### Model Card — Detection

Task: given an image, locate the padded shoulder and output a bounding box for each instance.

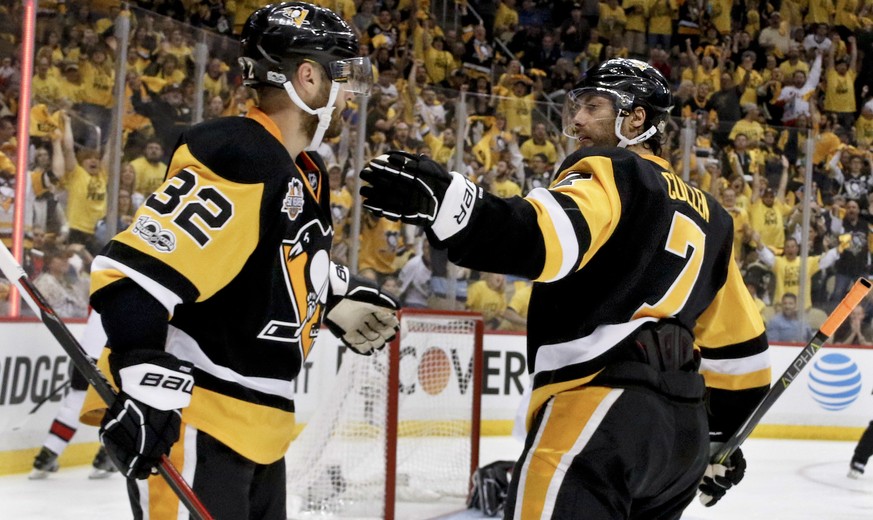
[181,117,292,184]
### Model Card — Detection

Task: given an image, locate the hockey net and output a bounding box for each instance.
[286,309,484,520]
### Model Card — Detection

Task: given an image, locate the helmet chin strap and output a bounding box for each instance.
[614,113,657,148]
[282,80,341,151]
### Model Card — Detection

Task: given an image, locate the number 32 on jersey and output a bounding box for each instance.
[145,169,234,248]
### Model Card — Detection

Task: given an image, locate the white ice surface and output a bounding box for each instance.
[1,437,871,519]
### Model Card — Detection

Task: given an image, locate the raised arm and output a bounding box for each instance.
[60,111,76,175]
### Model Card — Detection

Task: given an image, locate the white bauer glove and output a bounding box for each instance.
[360,151,483,244]
[100,349,194,480]
[698,445,747,506]
[324,262,399,355]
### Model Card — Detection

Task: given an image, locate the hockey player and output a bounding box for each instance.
[30,311,117,480]
[79,3,397,519]
[360,58,771,519]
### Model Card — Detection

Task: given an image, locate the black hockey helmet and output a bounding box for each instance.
[563,58,673,145]
[239,2,371,93]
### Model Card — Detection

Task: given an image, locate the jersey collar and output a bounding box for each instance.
[246,106,284,143]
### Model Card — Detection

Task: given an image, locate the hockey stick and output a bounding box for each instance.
[0,243,214,520]
[713,277,873,465]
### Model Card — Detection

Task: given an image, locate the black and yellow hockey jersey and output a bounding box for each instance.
[442,147,771,438]
[82,108,334,464]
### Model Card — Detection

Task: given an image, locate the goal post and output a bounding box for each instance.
[286,309,485,520]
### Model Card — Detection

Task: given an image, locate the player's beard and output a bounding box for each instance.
[301,82,344,141]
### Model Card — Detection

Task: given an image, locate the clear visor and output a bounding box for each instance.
[328,57,373,95]
[562,87,634,139]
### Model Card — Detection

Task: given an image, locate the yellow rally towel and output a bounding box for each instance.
[29,104,60,137]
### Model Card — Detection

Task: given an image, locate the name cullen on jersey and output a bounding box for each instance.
[661,170,710,222]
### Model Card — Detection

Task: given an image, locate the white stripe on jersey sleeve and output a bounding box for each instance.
[91,255,184,315]
[166,325,296,399]
[699,350,771,376]
[527,187,579,283]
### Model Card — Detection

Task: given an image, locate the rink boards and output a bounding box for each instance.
[2,319,873,474]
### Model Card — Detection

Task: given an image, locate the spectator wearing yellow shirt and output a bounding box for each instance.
[824,36,859,129]
[77,45,115,148]
[129,139,168,198]
[55,113,107,251]
[424,127,457,167]
[496,75,541,138]
[778,46,809,78]
[328,163,353,266]
[749,157,790,254]
[597,0,627,44]
[472,113,514,171]
[424,34,454,85]
[57,61,85,111]
[519,123,558,164]
[32,56,63,109]
[835,0,861,38]
[647,0,677,51]
[805,0,835,25]
[487,160,523,199]
[160,28,193,66]
[709,0,733,34]
[733,52,764,106]
[494,0,520,41]
[466,272,508,329]
[152,54,187,86]
[312,0,356,21]
[720,186,752,261]
[202,58,229,100]
[500,280,532,331]
[359,212,407,285]
[686,39,722,92]
[757,236,840,309]
[855,100,873,148]
[621,0,647,58]
[729,105,765,145]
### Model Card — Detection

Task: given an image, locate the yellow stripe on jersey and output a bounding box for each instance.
[113,144,264,303]
[554,156,622,269]
[526,156,622,282]
[183,387,296,464]
[526,373,601,432]
[518,387,620,520]
[148,430,187,520]
[524,191,569,282]
[89,266,127,296]
[694,252,766,348]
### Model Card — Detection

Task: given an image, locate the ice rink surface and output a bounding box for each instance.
[1,436,871,519]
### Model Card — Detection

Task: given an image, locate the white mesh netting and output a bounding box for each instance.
[286,313,480,519]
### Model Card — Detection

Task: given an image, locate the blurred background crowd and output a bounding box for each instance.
[1,0,873,345]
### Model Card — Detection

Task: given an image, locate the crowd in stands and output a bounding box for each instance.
[2,0,873,343]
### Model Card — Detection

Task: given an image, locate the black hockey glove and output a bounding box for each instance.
[468,460,515,517]
[324,262,399,355]
[698,446,747,507]
[100,349,194,480]
[360,151,483,243]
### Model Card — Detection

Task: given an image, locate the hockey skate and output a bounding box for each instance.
[88,446,118,479]
[848,460,865,479]
[29,447,59,480]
